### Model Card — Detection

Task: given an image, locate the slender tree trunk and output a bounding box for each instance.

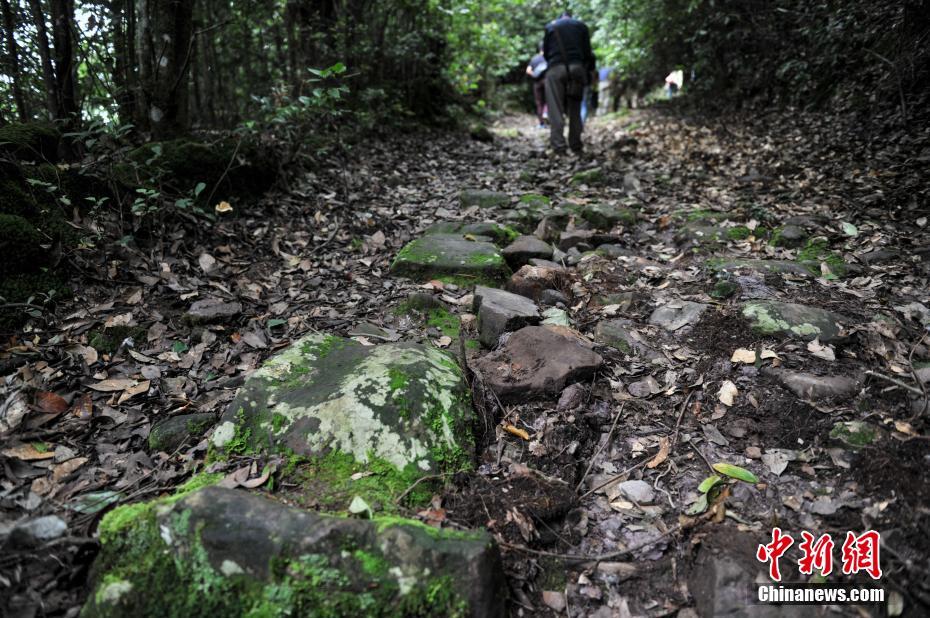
[0,0,29,120]
[135,0,194,137]
[50,0,79,127]
[111,0,136,125]
[27,0,57,120]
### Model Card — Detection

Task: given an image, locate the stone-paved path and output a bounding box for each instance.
[53,110,930,616]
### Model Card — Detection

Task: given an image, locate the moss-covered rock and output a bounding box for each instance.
[0,214,47,277]
[570,167,604,185]
[0,178,40,219]
[390,234,510,284]
[120,137,276,201]
[423,221,518,246]
[579,203,636,229]
[0,122,60,162]
[796,238,846,277]
[212,334,476,508]
[705,258,812,277]
[149,413,216,452]
[829,420,878,448]
[518,193,550,208]
[84,486,505,618]
[741,300,850,342]
[459,189,509,209]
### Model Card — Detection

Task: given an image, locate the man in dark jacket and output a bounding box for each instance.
[543,11,596,155]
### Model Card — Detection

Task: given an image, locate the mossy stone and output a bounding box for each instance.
[459,189,509,209]
[580,203,636,229]
[570,167,604,185]
[148,413,216,452]
[212,333,476,507]
[829,421,878,448]
[0,122,60,161]
[84,486,504,618]
[390,234,510,284]
[741,300,848,342]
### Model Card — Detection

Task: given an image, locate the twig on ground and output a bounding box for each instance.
[576,403,624,493]
[864,370,924,396]
[395,473,445,505]
[688,440,716,474]
[579,455,650,500]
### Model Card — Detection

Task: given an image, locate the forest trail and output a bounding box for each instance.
[3,107,929,616]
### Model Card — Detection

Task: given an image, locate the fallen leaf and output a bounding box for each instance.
[434,335,453,348]
[89,378,138,392]
[712,462,759,484]
[72,393,93,420]
[215,200,233,213]
[2,443,56,461]
[718,380,738,406]
[117,380,150,404]
[198,252,217,274]
[730,348,756,363]
[35,391,68,415]
[807,338,835,361]
[52,457,88,482]
[646,436,669,469]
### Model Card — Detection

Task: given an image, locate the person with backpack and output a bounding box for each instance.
[543,11,596,155]
[525,42,549,129]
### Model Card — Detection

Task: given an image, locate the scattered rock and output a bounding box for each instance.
[558,229,596,251]
[148,413,216,452]
[424,221,515,245]
[473,286,540,348]
[539,288,569,306]
[460,189,509,209]
[5,515,67,549]
[473,326,603,402]
[571,167,604,185]
[402,291,444,312]
[528,258,565,270]
[707,258,811,277]
[84,486,505,617]
[506,264,570,302]
[649,300,708,331]
[593,319,658,359]
[501,235,553,268]
[580,203,636,229]
[183,298,242,325]
[390,234,509,283]
[212,333,474,504]
[765,369,860,401]
[741,300,849,342]
[775,224,806,247]
[557,383,586,411]
[618,480,654,504]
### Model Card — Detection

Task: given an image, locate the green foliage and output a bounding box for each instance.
[0,122,60,161]
[0,214,46,277]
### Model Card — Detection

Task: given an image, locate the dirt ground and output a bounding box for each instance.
[2,104,929,617]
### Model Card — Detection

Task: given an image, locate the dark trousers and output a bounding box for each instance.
[533,80,546,124]
[545,63,586,152]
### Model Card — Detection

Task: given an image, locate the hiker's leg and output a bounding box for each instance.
[534,81,546,124]
[567,65,586,152]
[546,65,567,152]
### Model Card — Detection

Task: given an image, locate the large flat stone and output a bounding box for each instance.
[706,258,811,277]
[501,235,553,268]
[183,298,242,324]
[765,369,861,401]
[390,234,509,283]
[473,326,602,401]
[580,203,636,229]
[84,486,505,617]
[742,300,849,342]
[473,286,540,348]
[424,221,515,245]
[594,319,660,359]
[649,300,708,331]
[213,334,474,481]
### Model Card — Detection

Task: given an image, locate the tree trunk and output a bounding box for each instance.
[28,0,59,120]
[50,0,79,127]
[0,0,29,120]
[135,0,194,137]
[111,0,136,126]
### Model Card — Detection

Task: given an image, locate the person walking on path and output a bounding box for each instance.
[543,11,596,155]
[526,43,549,128]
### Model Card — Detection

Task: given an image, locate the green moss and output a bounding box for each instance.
[680,209,733,223]
[829,421,877,448]
[570,168,604,185]
[493,224,520,244]
[725,226,751,240]
[372,516,483,542]
[796,239,846,276]
[0,122,60,161]
[712,280,739,299]
[464,339,480,350]
[519,193,550,208]
[426,309,461,339]
[224,408,257,456]
[0,179,39,218]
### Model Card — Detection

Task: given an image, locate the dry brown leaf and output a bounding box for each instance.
[730,348,756,363]
[72,393,93,420]
[3,443,56,461]
[52,457,88,482]
[117,380,150,404]
[89,378,138,392]
[646,436,670,469]
[215,200,233,213]
[35,391,68,415]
